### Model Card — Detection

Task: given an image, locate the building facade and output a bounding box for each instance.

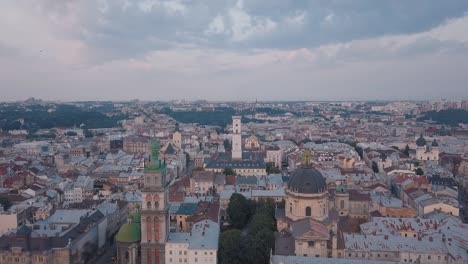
[232,116,242,160]
[141,139,170,264]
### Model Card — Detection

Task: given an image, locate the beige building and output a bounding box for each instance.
[124,135,151,154]
[244,135,260,150]
[284,167,329,222]
[266,146,282,167]
[0,213,17,236]
[415,135,439,161]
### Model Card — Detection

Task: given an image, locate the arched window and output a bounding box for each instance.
[305,206,311,216]
[125,251,130,260]
[146,217,152,242]
[340,200,345,209]
[289,203,292,213]
[154,202,159,209]
[154,216,160,242]
[147,201,152,209]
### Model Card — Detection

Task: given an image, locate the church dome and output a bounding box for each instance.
[416,135,427,147]
[431,139,438,147]
[288,167,327,194]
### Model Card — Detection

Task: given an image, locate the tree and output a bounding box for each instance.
[372,161,379,173]
[403,144,410,156]
[355,146,363,159]
[83,128,93,138]
[185,152,190,167]
[266,162,281,174]
[244,228,275,264]
[223,167,236,176]
[248,211,276,235]
[223,139,232,152]
[415,168,424,175]
[0,197,12,211]
[227,193,251,229]
[219,229,244,264]
[66,131,78,137]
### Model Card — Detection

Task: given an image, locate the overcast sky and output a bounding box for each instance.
[1,0,468,101]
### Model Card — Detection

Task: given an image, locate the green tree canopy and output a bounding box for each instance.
[223,139,232,152]
[372,161,379,173]
[415,168,424,175]
[403,144,410,156]
[266,162,281,174]
[223,167,236,176]
[227,193,251,229]
[355,146,364,159]
[219,229,244,264]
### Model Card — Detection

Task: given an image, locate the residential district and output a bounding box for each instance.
[0,99,468,264]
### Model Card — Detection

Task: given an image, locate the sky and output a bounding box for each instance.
[1,0,468,101]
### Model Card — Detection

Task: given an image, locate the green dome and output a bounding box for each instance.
[116,223,141,243]
[116,211,141,243]
[133,212,141,223]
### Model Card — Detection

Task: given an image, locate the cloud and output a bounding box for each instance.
[138,0,186,15]
[227,0,277,42]
[205,15,226,35]
[1,1,468,101]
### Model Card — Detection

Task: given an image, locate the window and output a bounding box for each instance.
[147,201,152,208]
[169,251,172,255]
[340,200,345,209]
[305,206,311,216]
[308,241,315,247]
[428,256,431,260]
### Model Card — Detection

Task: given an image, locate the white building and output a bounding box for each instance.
[63,176,94,205]
[232,116,242,160]
[266,146,282,167]
[166,220,219,264]
[415,135,439,161]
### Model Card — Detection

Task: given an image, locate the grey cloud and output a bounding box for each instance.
[40,0,468,61]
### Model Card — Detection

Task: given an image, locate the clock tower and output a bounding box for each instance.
[141,139,169,264]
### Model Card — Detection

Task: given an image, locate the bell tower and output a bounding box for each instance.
[141,139,169,264]
[232,116,242,160]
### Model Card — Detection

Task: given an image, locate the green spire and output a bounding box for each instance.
[145,138,166,173]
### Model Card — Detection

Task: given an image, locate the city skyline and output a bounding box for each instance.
[2,1,468,101]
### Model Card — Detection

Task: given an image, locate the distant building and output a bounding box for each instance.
[415,135,439,161]
[124,135,151,154]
